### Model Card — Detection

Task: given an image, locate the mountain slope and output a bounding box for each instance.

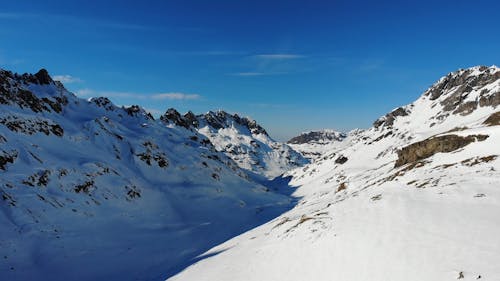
[161,109,307,178]
[287,129,347,161]
[0,69,296,281]
[170,66,500,281]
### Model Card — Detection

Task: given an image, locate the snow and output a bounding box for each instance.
[0,73,298,280]
[2,66,499,281]
[170,66,500,281]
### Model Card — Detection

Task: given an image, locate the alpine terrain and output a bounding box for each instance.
[1,65,499,281]
[170,65,500,281]
[0,68,304,280]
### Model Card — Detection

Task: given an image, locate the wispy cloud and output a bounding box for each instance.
[358,59,385,72]
[152,92,201,100]
[76,89,95,96]
[144,107,164,116]
[0,12,26,19]
[75,88,201,101]
[0,11,151,31]
[231,72,266,76]
[251,103,294,109]
[254,54,304,60]
[53,75,82,84]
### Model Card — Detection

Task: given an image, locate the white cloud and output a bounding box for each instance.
[75,88,95,96]
[53,75,82,84]
[231,72,266,76]
[151,92,201,100]
[144,107,164,116]
[254,54,304,60]
[75,89,201,101]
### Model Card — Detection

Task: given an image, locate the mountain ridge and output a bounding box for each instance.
[0,67,301,281]
[170,65,500,281]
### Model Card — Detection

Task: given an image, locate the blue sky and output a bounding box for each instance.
[1,0,499,140]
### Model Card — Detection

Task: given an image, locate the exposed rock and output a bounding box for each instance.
[183,111,199,127]
[336,182,347,193]
[91,97,115,111]
[34,69,53,85]
[479,91,500,107]
[335,155,348,164]
[288,130,346,144]
[424,67,500,114]
[453,101,477,115]
[0,116,64,136]
[74,180,95,193]
[373,107,409,129]
[483,111,500,126]
[161,108,190,128]
[136,141,169,168]
[0,150,18,170]
[395,134,489,167]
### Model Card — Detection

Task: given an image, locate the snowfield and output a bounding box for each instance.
[0,69,300,280]
[170,66,500,281]
[1,65,499,281]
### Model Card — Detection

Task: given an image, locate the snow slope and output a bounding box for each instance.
[161,108,307,179]
[0,69,297,281]
[170,66,500,281]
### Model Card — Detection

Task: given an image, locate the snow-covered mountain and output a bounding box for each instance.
[171,66,500,281]
[0,69,299,281]
[161,108,307,178]
[287,129,347,161]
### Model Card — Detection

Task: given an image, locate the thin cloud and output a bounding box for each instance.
[76,88,95,96]
[144,107,164,116]
[0,12,26,19]
[53,75,82,84]
[75,89,147,99]
[230,71,290,77]
[231,72,266,76]
[152,92,201,100]
[254,54,304,60]
[0,12,151,31]
[75,89,201,101]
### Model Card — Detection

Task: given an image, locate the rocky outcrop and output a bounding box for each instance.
[160,108,191,128]
[0,115,64,136]
[426,66,500,115]
[395,134,488,167]
[288,130,346,144]
[160,109,268,136]
[1,69,69,113]
[373,106,410,129]
[483,111,500,126]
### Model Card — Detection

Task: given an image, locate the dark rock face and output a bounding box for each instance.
[91,97,115,111]
[125,105,142,116]
[34,69,53,85]
[287,131,346,144]
[183,111,199,128]
[160,108,190,129]
[395,134,489,167]
[373,107,410,129]
[426,67,500,115]
[1,69,69,114]
[136,141,169,168]
[0,150,18,170]
[160,109,268,136]
[0,116,64,137]
[483,111,500,126]
[334,155,348,164]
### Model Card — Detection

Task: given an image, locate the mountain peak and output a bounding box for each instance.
[34,68,53,85]
[287,129,346,145]
[373,65,500,131]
